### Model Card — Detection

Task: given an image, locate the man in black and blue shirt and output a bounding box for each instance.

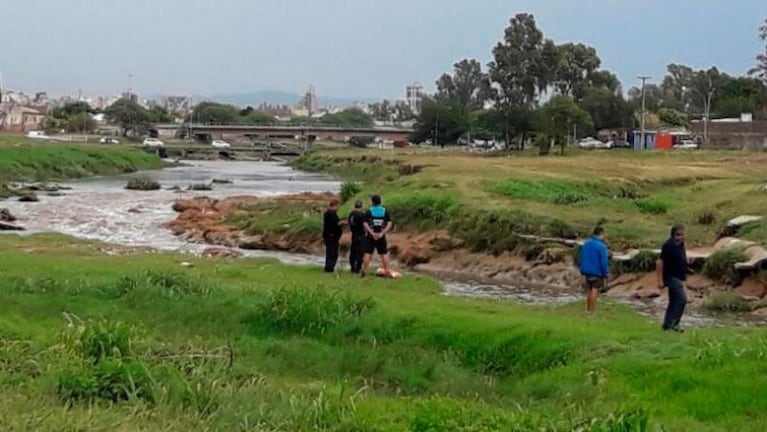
[347,200,366,274]
[361,194,393,277]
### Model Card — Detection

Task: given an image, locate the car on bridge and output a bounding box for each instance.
[211,140,231,149]
[142,138,165,147]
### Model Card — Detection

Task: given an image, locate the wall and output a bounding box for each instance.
[693,121,767,150]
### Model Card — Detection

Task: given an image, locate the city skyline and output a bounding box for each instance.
[1,0,766,99]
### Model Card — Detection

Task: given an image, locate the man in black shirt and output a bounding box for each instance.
[347,200,366,274]
[657,224,689,332]
[361,194,393,277]
[322,200,344,273]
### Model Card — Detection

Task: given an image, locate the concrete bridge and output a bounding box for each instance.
[151,123,414,142]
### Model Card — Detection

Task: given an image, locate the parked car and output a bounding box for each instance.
[142,138,165,147]
[211,140,231,149]
[99,137,120,145]
[578,137,607,149]
[673,140,699,150]
[606,140,631,149]
[25,131,50,140]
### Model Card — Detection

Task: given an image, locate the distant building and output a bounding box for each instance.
[0,103,45,132]
[406,82,424,114]
[161,95,194,115]
[296,85,319,116]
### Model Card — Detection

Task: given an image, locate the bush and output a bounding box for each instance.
[450,210,542,255]
[115,269,212,298]
[349,136,375,148]
[340,181,362,203]
[697,210,718,225]
[611,251,658,275]
[385,191,460,230]
[581,408,650,432]
[703,292,756,312]
[703,249,748,285]
[248,286,375,337]
[634,198,671,215]
[57,359,154,403]
[490,179,597,204]
[126,177,160,191]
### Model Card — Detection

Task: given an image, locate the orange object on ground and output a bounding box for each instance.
[376,268,402,279]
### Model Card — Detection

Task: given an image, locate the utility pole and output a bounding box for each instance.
[637,76,651,150]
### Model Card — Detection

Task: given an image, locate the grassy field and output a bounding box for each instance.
[292,148,767,250]
[0,134,164,182]
[0,234,765,430]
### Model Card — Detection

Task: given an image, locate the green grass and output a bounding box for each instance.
[1,234,767,430]
[0,140,163,182]
[293,148,767,250]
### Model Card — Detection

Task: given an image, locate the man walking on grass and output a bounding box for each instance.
[657,224,689,332]
[347,200,366,274]
[579,226,610,315]
[361,194,393,278]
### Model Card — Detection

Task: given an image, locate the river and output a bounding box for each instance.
[2,160,762,328]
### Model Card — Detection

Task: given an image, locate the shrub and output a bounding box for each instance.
[634,198,671,215]
[248,286,375,337]
[697,210,717,225]
[57,359,154,403]
[450,210,540,254]
[546,219,580,239]
[703,249,748,285]
[611,251,658,275]
[349,136,375,148]
[490,179,596,204]
[126,177,160,191]
[703,292,756,312]
[340,181,362,203]
[385,191,460,230]
[581,408,650,432]
[115,269,211,298]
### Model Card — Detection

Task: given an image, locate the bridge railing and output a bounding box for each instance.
[164,122,414,132]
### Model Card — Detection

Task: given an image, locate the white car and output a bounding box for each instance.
[211,140,231,149]
[673,140,699,150]
[578,137,608,149]
[142,138,165,147]
[100,137,120,145]
[26,131,50,140]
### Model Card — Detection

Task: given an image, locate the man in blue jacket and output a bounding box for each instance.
[579,226,610,315]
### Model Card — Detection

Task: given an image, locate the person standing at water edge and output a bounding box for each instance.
[657,224,689,332]
[361,194,393,277]
[347,200,366,274]
[322,200,344,273]
[579,226,610,315]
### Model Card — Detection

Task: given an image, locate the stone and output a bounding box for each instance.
[737,278,767,299]
[0,221,25,231]
[0,208,17,222]
[18,193,39,202]
[202,247,243,259]
[180,262,194,268]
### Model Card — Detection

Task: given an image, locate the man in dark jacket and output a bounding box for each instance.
[347,200,366,274]
[579,226,610,315]
[657,224,689,332]
[322,200,344,273]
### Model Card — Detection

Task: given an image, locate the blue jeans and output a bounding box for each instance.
[663,278,687,330]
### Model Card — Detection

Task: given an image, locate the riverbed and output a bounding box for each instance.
[2,160,763,328]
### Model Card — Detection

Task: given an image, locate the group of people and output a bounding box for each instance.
[325,195,691,331]
[322,194,393,278]
[579,224,690,332]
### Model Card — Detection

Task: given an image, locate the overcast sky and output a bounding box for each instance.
[1,0,765,99]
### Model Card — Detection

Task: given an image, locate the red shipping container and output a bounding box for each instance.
[655,133,673,150]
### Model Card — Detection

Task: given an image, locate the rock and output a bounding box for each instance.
[0,208,17,222]
[718,215,763,239]
[239,236,267,250]
[46,192,65,197]
[18,193,39,202]
[0,221,25,231]
[128,207,142,214]
[737,278,767,299]
[211,178,233,184]
[180,262,194,268]
[535,247,570,265]
[202,247,243,259]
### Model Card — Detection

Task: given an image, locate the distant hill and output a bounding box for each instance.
[208,91,376,109]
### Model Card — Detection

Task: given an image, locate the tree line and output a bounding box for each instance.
[409,14,767,151]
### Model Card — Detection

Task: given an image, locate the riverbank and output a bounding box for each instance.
[0,139,164,184]
[1,233,766,431]
[164,149,767,312]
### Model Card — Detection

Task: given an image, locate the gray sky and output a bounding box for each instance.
[1,0,766,99]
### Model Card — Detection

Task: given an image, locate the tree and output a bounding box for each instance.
[41,117,67,135]
[147,106,173,123]
[750,18,767,83]
[410,99,470,146]
[105,99,151,137]
[319,109,374,128]
[715,76,767,118]
[66,113,97,133]
[628,83,664,112]
[191,102,240,125]
[579,86,634,131]
[436,59,488,110]
[392,101,416,122]
[488,13,558,148]
[553,42,601,98]
[52,101,93,120]
[369,100,394,121]
[534,96,592,155]
[657,108,689,127]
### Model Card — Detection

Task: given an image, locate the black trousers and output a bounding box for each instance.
[324,237,340,273]
[663,278,687,330]
[349,235,365,273]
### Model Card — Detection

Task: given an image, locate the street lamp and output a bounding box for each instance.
[683,78,714,148]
